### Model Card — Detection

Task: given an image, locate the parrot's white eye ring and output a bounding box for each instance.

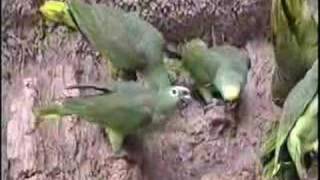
[171,89,178,96]
[169,86,191,98]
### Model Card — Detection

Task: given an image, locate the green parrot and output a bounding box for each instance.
[35,82,191,155]
[262,60,318,180]
[39,0,170,90]
[270,0,318,106]
[35,82,191,156]
[181,39,249,104]
[285,94,318,179]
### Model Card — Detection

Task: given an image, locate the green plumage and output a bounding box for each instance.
[35,82,191,154]
[262,0,319,177]
[181,39,249,103]
[271,0,318,106]
[262,60,318,179]
[39,0,170,89]
[67,0,170,89]
[286,94,318,178]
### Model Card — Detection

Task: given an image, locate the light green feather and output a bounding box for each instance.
[68,0,169,88]
[181,39,249,103]
[271,0,318,106]
[35,82,190,154]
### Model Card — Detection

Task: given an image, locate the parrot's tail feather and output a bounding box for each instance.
[34,104,72,120]
[261,121,279,161]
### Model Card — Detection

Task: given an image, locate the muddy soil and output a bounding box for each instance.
[2,0,280,180]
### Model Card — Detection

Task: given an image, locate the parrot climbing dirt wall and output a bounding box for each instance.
[2,0,277,179]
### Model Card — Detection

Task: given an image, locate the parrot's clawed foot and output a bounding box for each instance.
[203,103,214,113]
[105,127,128,159]
[110,66,121,80]
[119,71,137,81]
[26,115,46,134]
[207,118,229,140]
[110,67,136,81]
[26,125,38,135]
[112,149,129,159]
[203,98,225,113]
[111,149,140,164]
[310,151,318,161]
[29,110,46,133]
[225,101,238,112]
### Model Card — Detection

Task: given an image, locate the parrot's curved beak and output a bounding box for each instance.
[182,94,192,103]
[181,95,192,107]
[181,89,192,100]
[174,86,192,98]
[175,86,192,107]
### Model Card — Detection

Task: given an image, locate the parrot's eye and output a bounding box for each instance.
[170,86,191,99]
[169,88,179,97]
[172,89,177,95]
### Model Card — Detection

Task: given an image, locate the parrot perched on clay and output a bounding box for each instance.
[270,0,318,106]
[39,0,170,90]
[181,39,249,104]
[35,82,191,156]
[262,60,318,180]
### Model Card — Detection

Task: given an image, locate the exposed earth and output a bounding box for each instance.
[2,0,283,179]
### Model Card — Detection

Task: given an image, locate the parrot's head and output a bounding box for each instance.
[218,77,243,102]
[168,86,192,102]
[156,86,192,113]
[181,39,207,56]
[169,85,193,110]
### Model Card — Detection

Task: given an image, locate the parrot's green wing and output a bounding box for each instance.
[37,91,154,133]
[36,86,155,154]
[68,1,145,70]
[210,45,249,63]
[181,39,221,103]
[210,45,249,101]
[264,60,318,178]
[271,0,318,106]
[144,65,172,90]
[181,39,219,86]
[65,81,150,96]
[121,12,166,68]
[35,82,191,154]
[39,0,170,88]
[68,0,169,88]
[110,81,151,95]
